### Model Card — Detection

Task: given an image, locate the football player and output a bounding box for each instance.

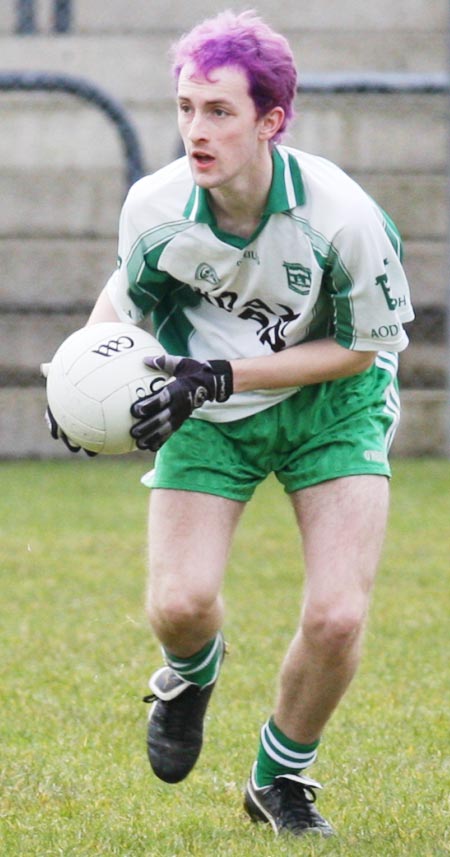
[52,10,414,838]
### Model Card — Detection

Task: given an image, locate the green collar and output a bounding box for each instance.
[183,147,306,225]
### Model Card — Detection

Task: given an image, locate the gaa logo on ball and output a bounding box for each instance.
[91,335,135,358]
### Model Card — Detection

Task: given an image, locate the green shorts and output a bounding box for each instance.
[151,356,400,502]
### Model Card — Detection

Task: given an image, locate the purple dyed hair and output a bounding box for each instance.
[171,10,298,143]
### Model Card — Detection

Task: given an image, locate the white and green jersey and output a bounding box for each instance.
[106,145,414,421]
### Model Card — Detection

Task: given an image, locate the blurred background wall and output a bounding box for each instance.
[0,0,448,457]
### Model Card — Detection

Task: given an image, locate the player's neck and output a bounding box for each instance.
[209,152,273,239]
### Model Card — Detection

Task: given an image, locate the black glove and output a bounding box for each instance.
[130,354,233,451]
[45,406,98,457]
[41,362,97,457]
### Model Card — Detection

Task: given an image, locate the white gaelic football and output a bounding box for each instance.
[46,322,168,455]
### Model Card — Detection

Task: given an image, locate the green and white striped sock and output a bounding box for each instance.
[163,633,224,688]
[255,716,320,787]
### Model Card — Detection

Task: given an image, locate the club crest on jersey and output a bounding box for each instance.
[283,262,312,295]
[195,262,221,287]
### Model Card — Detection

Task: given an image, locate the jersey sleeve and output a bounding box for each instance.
[105,185,172,324]
[325,201,414,352]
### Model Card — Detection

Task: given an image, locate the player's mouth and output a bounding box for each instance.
[191,151,215,169]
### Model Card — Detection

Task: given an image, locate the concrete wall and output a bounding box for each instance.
[0,0,448,457]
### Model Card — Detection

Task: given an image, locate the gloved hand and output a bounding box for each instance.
[40,362,97,457]
[130,354,233,451]
[45,406,98,456]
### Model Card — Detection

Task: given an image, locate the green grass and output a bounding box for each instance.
[1,458,449,856]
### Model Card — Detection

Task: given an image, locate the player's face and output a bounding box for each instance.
[177,64,272,192]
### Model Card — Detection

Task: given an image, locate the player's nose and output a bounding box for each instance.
[187,111,209,142]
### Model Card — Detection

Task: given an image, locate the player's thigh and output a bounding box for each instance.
[147,487,245,602]
[290,475,390,607]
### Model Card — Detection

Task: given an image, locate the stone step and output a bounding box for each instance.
[0,237,116,307]
[392,389,448,456]
[2,0,444,34]
[0,386,446,459]
[398,342,447,389]
[0,238,445,310]
[295,93,447,173]
[3,0,446,45]
[0,168,444,241]
[351,173,447,243]
[0,169,124,237]
[0,313,88,378]
[1,91,446,178]
[0,29,447,90]
[403,241,448,308]
[0,35,172,104]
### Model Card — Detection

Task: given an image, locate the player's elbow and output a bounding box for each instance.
[349,350,376,376]
[346,351,377,375]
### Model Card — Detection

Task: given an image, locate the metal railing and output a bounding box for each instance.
[0,70,145,189]
[298,71,449,94]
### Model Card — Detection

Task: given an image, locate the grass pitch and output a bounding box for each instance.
[1,458,449,856]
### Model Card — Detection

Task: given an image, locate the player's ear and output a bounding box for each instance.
[258,106,285,142]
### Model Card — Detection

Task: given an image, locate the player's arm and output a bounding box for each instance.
[129,340,374,452]
[231,338,375,393]
[87,286,121,325]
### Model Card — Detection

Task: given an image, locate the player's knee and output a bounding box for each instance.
[302,599,366,655]
[146,585,216,636]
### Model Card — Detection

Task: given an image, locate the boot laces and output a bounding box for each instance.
[277,777,319,830]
